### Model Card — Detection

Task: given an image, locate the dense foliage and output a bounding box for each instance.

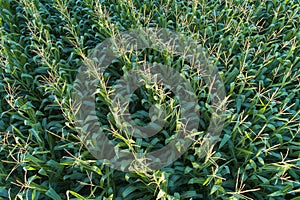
[0,0,299,199]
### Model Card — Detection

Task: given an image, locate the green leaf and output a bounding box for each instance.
[46,188,62,200]
[0,188,8,198]
[219,134,231,149]
[67,191,86,200]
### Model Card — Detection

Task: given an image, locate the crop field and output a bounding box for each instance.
[0,0,299,199]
